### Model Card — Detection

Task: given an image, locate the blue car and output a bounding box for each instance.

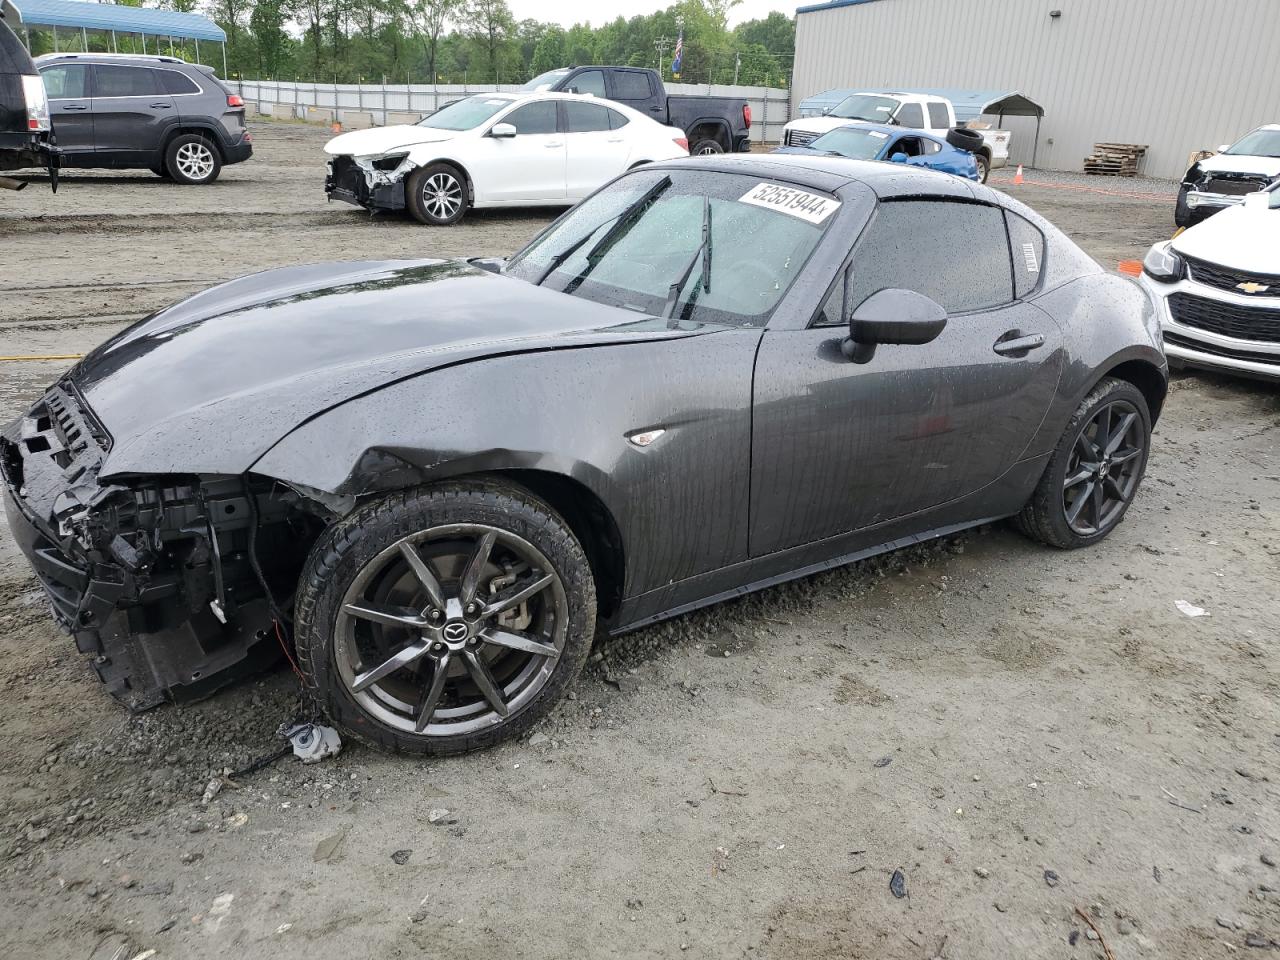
[773,123,980,181]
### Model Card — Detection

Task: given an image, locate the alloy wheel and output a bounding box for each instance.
[334,524,567,737]
[422,172,463,220]
[1062,399,1145,536]
[175,141,215,181]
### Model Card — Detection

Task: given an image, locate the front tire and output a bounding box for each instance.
[1016,377,1151,549]
[165,134,221,185]
[294,480,596,755]
[975,153,990,183]
[406,163,469,225]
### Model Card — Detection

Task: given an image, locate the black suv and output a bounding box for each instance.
[1,9,56,189]
[36,53,251,184]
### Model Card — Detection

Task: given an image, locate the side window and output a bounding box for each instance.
[39,64,89,99]
[892,137,922,157]
[504,101,558,135]
[568,70,606,98]
[607,108,630,130]
[565,101,611,133]
[895,102,924,128]
[1006,210,1045,298]
[848,200,1013,313]
[921,138,943,155]
[927,102,950,129]
[94,65,158,98]
[157,70,201,95]
[612,71,652,100]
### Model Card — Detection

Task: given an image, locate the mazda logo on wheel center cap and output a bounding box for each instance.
[442,621,469,642]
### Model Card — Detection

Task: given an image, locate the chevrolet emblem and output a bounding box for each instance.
[1236,281,1270,294]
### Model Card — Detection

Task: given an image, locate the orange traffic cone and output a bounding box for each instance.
[330,121,342,134]
[1013,164,1024,185]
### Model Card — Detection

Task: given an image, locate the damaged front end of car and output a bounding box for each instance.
[1,383,329,711]
[324,152,415,211]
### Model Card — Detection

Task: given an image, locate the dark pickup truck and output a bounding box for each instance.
[521,66,751,155]
[0,9,56,191]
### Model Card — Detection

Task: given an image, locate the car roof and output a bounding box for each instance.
[35,52,205,71]
[648,153,982,201]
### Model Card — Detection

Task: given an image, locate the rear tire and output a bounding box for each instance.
[690,139,724,156]
[164,134,221,185]
[406,163,469,225]
[1016,377,1151,549]
[294,480,596,755]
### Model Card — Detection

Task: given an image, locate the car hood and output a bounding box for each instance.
[784,117,865,137]
[1195,153,1280,178]
[324,125,457,157]
[67,260,704,477]
[1171,203,1280,274]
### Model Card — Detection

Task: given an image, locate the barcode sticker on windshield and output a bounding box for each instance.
[739,183,841,224]
[1022,242,1040,273]
[868,130,889,139]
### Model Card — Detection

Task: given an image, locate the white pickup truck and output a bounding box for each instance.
[782,91,1010,182]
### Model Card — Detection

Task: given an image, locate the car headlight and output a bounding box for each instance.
[371,152,410,171]
[1142,244,1184,282]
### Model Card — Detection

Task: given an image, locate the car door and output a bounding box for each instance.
[468,99,565,203]
[608,68,663,121]
[38,63,94,156]
[749,198,1063,556]
[563,101,632,200]
[90,64,175,162]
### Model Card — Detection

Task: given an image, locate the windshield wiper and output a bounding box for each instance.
[661,194,712,325]
[539,175,672,291]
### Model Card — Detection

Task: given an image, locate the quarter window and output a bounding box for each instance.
[1006,210,1045,298]
[39,64,89,99]
[847,200,1013,314]
[896,102,924,128]
[607,108,630,130]
[921,138,943,155]
[927,102,950,129]
[612,71,652,100]
[157,70,201,95]
[565,101,611,133]
[568,70,606,98]
[504,101,558,135]
[94,64,159,98]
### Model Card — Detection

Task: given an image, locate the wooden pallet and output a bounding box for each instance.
[1083,142,1148,177]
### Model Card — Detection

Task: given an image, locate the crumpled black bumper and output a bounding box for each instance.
[324,154,405,210]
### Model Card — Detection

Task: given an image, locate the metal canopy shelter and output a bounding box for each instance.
[797,87,1047,166]
[1,0,227,75]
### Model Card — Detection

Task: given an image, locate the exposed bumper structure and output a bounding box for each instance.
[1,385,317,710]
[324,154,407,210]
[1141,264,1280,382]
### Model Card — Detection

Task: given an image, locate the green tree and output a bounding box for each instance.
[412,0,461,82]
[464,0,514,83]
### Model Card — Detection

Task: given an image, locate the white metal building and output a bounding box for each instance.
[792,0,1280,180]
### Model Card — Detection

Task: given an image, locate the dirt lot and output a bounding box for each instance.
[1,122,1277,960]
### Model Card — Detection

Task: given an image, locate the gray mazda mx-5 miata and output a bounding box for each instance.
[3,155,1167,755]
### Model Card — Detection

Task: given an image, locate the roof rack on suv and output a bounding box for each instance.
[34,52,189,64]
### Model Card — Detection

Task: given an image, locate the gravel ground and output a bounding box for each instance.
[1,123,1278,960]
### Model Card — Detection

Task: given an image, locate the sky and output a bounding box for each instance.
[505,0,793,28]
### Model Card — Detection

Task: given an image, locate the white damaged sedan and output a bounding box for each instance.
[324,91,690,225]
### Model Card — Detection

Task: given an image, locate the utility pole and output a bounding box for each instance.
[733,51,740,85]
[654,37,671,76]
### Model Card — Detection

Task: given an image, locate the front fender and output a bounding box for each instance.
[251,331,763,598]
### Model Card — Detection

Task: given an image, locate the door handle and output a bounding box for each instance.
[607,137,624,143]
[544,141,563,148]
[993,331,1046,356]
[649,106,662,112]
[63,103,88,111]
[150,102,172,109]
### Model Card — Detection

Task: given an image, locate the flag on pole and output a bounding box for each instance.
[671,30,683,78]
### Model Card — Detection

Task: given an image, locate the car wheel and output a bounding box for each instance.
[406,163,468,225]
[165,135,221,185]
[975,154,990,183]
[294,480,596,755]
[1016,377,1151,549]
[690,139,724,156]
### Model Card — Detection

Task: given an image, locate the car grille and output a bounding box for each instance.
[785,129,819,147]
[1185,256,1280,296]
[1202,175,1270,196]
[1168,292,1280,343]
[1163,330,1280,366]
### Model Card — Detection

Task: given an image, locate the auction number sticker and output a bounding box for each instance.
[739,183,841,224]
[1021,242,1040,273]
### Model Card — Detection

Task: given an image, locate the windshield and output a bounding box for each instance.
[506,170,839,327]
[1226,128,1280,159]
[830,94,899,122]
[806,126,891,159]
[417,95,512,131]
[520,68,570,91]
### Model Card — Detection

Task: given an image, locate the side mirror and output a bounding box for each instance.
[1217,143,1231,153]
[491,122,517,139]
[888,152,908,163]
[842,288,947,363]
[821,106,832,115]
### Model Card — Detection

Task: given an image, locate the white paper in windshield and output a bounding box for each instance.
[868,130,889,139]
[738,183,842,224]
